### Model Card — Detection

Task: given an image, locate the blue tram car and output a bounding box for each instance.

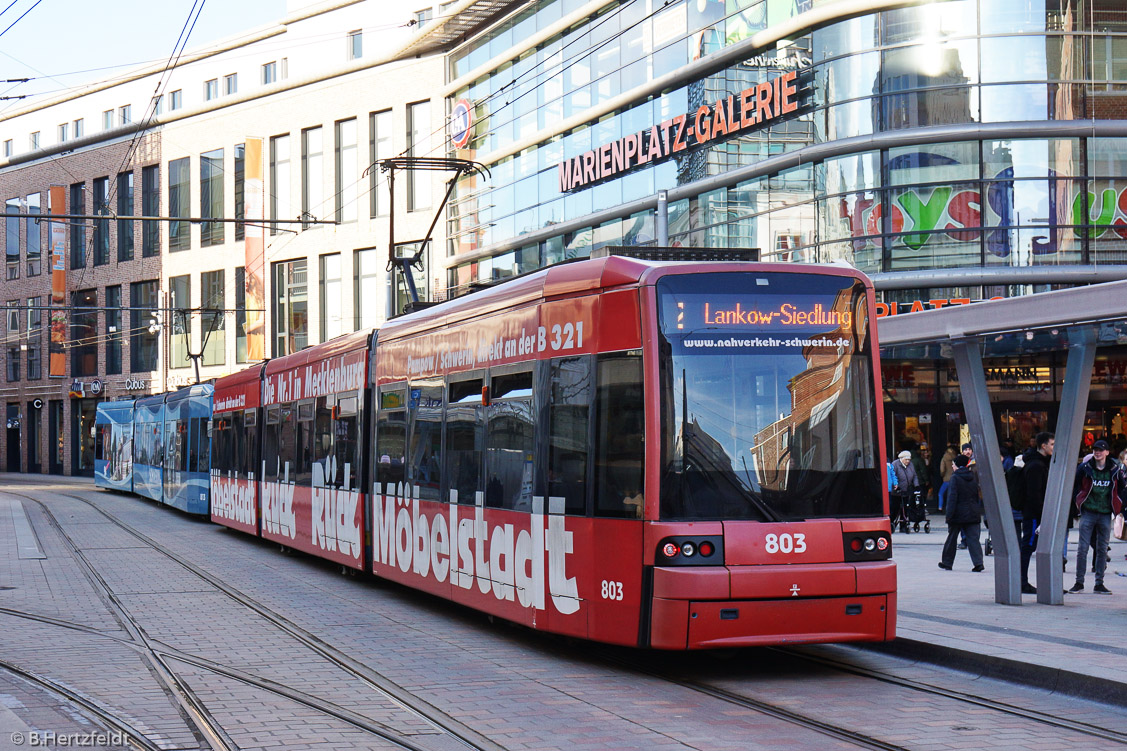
[94,400,135,492]
[162,383,213,514]
[132,393,167,502]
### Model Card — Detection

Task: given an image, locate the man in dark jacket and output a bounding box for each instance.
[938,454,984,571]
[1069,439,1124,594]
[1019,431,1054,594]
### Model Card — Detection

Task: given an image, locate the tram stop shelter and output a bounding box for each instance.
[877,279,1127,606]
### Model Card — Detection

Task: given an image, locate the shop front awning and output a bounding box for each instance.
[877,279,1127,607]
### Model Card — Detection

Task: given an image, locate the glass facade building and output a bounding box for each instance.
[443,0,1127,305]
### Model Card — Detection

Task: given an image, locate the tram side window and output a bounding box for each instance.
[295,400,315,485]
[267,404,297,482]
[408,382,443,501]
[334,395,360,490]
[485,370,534,510]
[211,414,231,472]
[376,386,407,489]
[96,424,108,460]
[310,393,360,489]
[241,409,257,476]
[446,377,483,505]
[547,356,592,516]
[594,352,645,519]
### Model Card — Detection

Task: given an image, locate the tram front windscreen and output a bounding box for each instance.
[656,272,882,522]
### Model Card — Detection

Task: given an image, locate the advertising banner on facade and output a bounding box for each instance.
[48,185,66,377]
[244,137,266,360]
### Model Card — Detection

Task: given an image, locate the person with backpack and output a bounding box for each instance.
[939,454,985,571]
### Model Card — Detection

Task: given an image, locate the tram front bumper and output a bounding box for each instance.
[649,562,896,649]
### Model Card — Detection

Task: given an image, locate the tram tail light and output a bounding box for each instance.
[657,536,723,566]
[843,532,892,562]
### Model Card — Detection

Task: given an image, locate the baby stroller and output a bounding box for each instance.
[902,489,930,533]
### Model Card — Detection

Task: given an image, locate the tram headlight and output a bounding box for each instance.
[863,538,876,552]
[662,542,680,558]
[698,541,715,557]
[680,542,696,557]
[877,537,889,551]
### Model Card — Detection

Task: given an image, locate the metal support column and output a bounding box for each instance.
[656,190,669,247]
[951,337,1021,605]
[1036,326,1096,605]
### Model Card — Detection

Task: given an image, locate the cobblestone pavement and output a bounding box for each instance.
[1,475,1125,751]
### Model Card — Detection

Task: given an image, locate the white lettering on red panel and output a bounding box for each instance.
[214,393,247,413]
[261,464,297,539]
[211,471,256,525]
[266,354,365,405]
[311,456,361,559]
[373,486,579,614]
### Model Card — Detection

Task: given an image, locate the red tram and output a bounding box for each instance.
[211,256,894,648]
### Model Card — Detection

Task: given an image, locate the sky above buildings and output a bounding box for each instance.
[0,0,288,107]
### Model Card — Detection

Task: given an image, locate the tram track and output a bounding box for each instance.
[8,488,502,751]
[775,645,1127,746]
[0,658,167,751]
[597,642,1127,750]
[591,648,911,751]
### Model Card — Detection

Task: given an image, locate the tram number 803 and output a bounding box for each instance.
[764,533,807,554]
[601,580,624,600]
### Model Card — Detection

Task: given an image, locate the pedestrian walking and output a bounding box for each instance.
[1069,439,1124,594]
[1019,431,1054,594]
[938,444,958,510]
[938,454,985,572]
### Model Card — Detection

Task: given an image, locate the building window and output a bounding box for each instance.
[354,247,380,330]
[142,165,159,257]
[234,144,245,242]
[26,296,41,377]
[117,172,134,262]
[58,123,68,142]
[170,90,182,110]
[348,30,362,60]
[105,286,122,375]
[369,110,391,218]
[130,280,159,372]
[69,182,85,268]
[70,289,97,377]
[274,258,307,356]
[235,266,247,363]
[204,78,218,101]
[29,132,39,150]
[6,198,19,280]
[3,140,12,157]
[119,105,131,125]
[153,95,163,116]
[169,157,190,251]
[73,118,84,138]
[200,148,224,247]
[224,73,237,95]
[92,177,110,266]
[6,300,18,335]
[201,269,225,366]
[169,274,191,369]
[335,119,357,223]
[301,126,323,229]
[262,61,276,84]
[407,101,430,211]
[414,8,433,27]
[281,57,288,79]
[26,192,40,276]
[7,346,18,382]
[269,134,290,235]
[103,110,114,130]
[320,253,342,342]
